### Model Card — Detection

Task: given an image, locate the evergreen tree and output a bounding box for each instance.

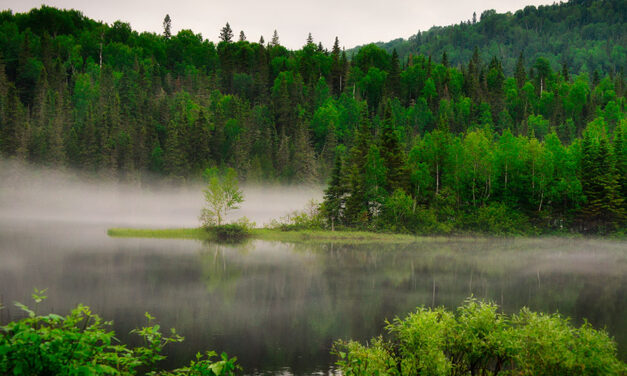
[162,14,171,39]
[239,31,246,42]
[271,30,280,46]
[220,23,233,43]
[515,52,526,89]
[322,148,347,229]
[380,107,409,193]
[331,37,342,95]
[343,108,372,225]
[387,49,401,98]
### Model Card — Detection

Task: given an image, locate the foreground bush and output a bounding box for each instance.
[205,217,255,242]
[333,298,625,376]
[0,290,238,375]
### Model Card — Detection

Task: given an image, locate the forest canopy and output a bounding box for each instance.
[0,1,625,233]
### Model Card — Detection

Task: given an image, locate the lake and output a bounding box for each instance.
[1,220,625,374]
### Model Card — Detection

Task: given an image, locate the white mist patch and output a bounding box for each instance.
[0,160,322,228]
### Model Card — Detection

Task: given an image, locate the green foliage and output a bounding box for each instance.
[334,298,626,376]
[0,4,625,234]
[200,168,244,227]
[268,200,324,231]
[207,217,255,242]
[0,290,239,375]
[348,0,626,76]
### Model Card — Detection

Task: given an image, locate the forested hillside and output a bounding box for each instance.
[348,0,626,75]
[0,3,625,233]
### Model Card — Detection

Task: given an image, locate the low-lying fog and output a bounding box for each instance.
[0,160,322,228]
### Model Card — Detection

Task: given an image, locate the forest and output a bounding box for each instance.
[0,1,625,234]
[349,0,626,76]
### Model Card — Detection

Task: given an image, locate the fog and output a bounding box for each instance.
[0,159,322,228]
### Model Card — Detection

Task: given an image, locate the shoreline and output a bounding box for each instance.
[106,227,626,243]
[107,227,431,243]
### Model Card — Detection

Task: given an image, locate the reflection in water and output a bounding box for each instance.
[0,223,625,374]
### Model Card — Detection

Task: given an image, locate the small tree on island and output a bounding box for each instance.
[200,168,243,227]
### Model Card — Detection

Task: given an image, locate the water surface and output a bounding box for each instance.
[1,221,625,374]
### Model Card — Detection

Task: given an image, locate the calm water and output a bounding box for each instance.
[1,221,626,374]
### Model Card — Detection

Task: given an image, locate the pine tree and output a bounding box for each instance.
[387,49,401,98]
[271,30,280,46]
[306,32,314,45]
[239,31,246,42]
[515,52,526,89]
[259,35,265,45]
[162,14,171,39]
[380,106,409,192]
[330,37,342,96]
[322,149,347,230]
[220,23,233,43]
[344,107,372,225]
[291,120,318,184]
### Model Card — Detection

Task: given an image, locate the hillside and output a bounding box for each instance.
[347,0,626,75]
[0,4,625,233]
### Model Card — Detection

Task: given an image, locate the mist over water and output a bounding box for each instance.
[0,159,322,228]
[1,159,626,374]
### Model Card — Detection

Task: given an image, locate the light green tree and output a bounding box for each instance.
[200,168,244,227]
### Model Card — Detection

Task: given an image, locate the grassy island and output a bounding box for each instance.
[107,227,425,243]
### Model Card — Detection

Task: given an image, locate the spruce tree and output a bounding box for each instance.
[387,49,401,98]
[219,23,233,43]
[239,31,246,42]
[344,107,372,225]
[380,105,409,193]
[515,52,526,89]
[330,37,342,95]
[271,30,280,46]
[322,149,347,229]
[442,51,449,67]
[162,14,171,39]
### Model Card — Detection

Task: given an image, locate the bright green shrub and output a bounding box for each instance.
[0,290,239,376]
[334,298,625,376]
[206,217,254,242]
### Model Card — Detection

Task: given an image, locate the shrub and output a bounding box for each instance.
[206,217,254,242]
[461,203,532,235]
[0,289,239,375]
[268,200,324,231]
[334,298,625,376]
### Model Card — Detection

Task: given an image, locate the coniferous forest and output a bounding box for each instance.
[0,1,625,234]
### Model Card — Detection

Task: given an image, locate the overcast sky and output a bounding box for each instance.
[2,0,553,50]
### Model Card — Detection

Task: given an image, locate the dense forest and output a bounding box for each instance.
[0,2,625,233]
[348,0,626,75]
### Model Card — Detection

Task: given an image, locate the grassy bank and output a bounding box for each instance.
[107,227,424,243]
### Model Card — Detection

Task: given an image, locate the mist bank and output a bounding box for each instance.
[0,159,322,228]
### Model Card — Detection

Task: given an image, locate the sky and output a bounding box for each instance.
[1,0,553,50]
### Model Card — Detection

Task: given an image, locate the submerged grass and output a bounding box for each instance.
[107,227,424,243]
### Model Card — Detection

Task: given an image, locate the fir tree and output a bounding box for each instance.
[515,52,526,89]
[271,30,280,46]
[220,23,233,43]
[239,31,246,42]
[331,37,342,95]
[322,148,347,229]
[162,14,171,39]
[380,106,409,193]
[387,49,401,98]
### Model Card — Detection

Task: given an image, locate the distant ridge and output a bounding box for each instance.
[347,0,626,75]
